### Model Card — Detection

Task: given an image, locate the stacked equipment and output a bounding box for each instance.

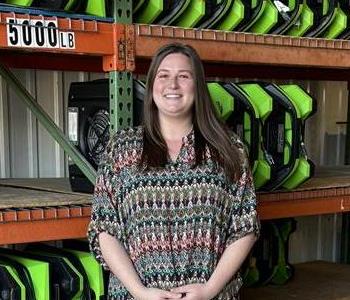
[0,244,106,300]
[67,79,316,192]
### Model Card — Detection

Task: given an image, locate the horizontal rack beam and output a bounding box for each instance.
[258,185,350,220]
[135,24,350,69]
[0,205,91,244]
[1,183,350,244]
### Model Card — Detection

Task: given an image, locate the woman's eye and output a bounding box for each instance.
[157,73,168,79]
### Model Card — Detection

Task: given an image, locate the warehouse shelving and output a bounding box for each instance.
[0,4,350,246]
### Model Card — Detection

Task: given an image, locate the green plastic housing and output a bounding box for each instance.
[286,3,314,36]
[216,0,245,30]
[249,0,279,33]
[0,254,49,300]
[0,263,26,300]
[279,84,314,189]
[64,248,105,298]
[207,82,234,121]
[175,0,205,28]
[238,83,273,189]
[322,6,347,39]
[135,0,163,24]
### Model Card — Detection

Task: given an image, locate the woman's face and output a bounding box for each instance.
[152,53,195,121]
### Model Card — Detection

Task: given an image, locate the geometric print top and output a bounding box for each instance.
[88,126,260,300]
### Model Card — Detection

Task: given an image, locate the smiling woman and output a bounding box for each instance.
[88,43,260,300]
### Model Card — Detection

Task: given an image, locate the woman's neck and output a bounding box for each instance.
[159,116,193,141]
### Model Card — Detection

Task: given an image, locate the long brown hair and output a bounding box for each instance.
[140,43,243,181]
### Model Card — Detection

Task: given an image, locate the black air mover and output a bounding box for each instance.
[68,79,145,193]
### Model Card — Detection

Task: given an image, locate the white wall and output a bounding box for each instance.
[0,69,105,178]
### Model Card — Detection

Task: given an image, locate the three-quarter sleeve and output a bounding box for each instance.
[87,137,125,270]
[225,136,260,247]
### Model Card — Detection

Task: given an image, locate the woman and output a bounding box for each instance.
[88,43,260,300]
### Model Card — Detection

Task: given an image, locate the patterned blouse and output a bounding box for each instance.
[88,126,260,300]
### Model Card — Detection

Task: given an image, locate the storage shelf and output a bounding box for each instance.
[1,174,350,244]
[242,261,350,300]
[0,205,91,244]
[135,24,350,70]
[0,10,131,71]
[0,7,350,245]
[3,15,350,73]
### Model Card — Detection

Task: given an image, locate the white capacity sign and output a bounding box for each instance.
[6,17,75,49]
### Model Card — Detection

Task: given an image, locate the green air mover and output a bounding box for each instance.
[215,0,245,31]
[154,0,191,25]
[221,82,259,167]
[241,0,279,33]
[237,82,273,190]
[174,0,206,28]
[236,0,265,31]
[269,0,304,35]
[0,249,53,300]
[62,240,106,300]
[134,0,163,24]
[207,82,234,121]
[258,82,315,190]
[242,256,260,287]
[248,219,296,286]
[0,259,29,300]
[84,0,107,17]
[268,219,296,285]
[22,249,84,300]
[336,0,350,39]
[64,249,105,299]
[285,0,314,36]
[27,243,95,300]
[30,0,81,11]
[0,264,24,300]
[303,0,337,37]
[5,0,32,5]
[198,0,234,29]
[322,0,347,39]
[278,84,316,189]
